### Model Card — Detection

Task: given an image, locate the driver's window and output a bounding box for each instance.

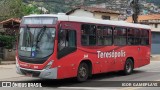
[58,30,68,51]
[58,29,76,51]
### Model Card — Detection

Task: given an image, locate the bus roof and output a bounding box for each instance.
[24,14,151,29]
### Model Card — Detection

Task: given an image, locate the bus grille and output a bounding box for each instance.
[20,69,41,77]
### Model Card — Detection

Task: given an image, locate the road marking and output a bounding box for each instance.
[58,87,118,90]
[145,71,160,72]
[120,87,141,90]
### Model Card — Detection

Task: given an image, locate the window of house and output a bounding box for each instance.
[155,24,158,28]
[114,27,127,45]
[97,26,113,45]
[102,16,111,20]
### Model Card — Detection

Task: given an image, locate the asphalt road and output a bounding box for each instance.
[0,61,160,90]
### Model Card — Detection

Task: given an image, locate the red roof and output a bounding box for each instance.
[66,6,121,15]
[126,14,160,22]
[0,18,21,24]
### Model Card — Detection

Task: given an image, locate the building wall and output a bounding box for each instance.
[69,9,119,20]
[143,22,160,54]
[149,23,160,32]
[151,32,160,54]
[4,49,15,61]
[0,48,15,61]
[93,12,119,20]
[69,9,94,18]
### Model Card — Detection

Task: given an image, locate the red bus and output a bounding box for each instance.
[16,14,151,81]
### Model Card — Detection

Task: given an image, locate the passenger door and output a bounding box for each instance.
[58,29,77,59]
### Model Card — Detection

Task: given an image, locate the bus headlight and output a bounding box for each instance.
[44,60,54,70]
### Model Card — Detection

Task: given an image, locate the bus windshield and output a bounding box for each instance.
[18,27,55,58]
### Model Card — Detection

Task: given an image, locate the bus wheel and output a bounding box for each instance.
[124,59,133,75]
[77,62,89,82]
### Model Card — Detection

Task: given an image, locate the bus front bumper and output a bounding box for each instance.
[16,65,57,79]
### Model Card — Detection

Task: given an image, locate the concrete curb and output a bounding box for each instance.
[0,61,15,65]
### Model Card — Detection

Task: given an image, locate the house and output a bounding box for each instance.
[0,18,20,61]
[0,18,20,35]
[126,14,160,54]
[66,7,121,21]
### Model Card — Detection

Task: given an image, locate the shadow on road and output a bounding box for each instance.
[19,70,145,87]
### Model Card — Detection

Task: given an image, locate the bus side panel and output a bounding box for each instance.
[140,46,150,66]
[112,46,139,71]
[126,46,141,68]
[56,53,79,79]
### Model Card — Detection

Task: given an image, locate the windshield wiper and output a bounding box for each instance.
[35,26,46,48]
[25,25,32,47]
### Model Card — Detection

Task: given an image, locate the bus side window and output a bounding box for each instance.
[97,26,113,46]
[134,29,141,45]
[127,28,141,45]
[114,27,127,46]
[81,24,96,46]
[68,30,76,47]
[127,28,135,45]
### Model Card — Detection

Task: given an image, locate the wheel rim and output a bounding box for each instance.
[79,66,87,78]
[126,62,131,73]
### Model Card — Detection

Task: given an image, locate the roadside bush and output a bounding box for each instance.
[0,35,16,49]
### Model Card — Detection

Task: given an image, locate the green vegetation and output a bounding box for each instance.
[0,0,42,49]
[0,35,16,49]
[0,0,41,21]
[24,0,103,14]
[21,2,41,16]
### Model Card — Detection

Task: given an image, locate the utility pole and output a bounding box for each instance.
[129,0,140,23]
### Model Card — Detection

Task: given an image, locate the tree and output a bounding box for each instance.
[0,0,41,21]
[0,35,16,49]
[0,0,22,20]
[21,2,41,16]
[130,0,140,23]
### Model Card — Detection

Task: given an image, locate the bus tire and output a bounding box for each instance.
[77,62,89,82]
[123,58,133,75]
